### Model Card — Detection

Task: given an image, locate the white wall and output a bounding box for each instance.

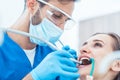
[0,0,24,45]
[78,12,120,47]
[0,0,24,28]
[73,0,120,21]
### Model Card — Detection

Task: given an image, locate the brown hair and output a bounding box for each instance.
[92,33,120,51]
[92,32,120,80]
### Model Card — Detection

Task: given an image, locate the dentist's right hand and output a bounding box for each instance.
[30,50,80,80]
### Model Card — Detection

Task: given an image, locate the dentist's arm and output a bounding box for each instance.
[23,74,33,80]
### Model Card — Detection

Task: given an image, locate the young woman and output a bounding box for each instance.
[78,33,120,80]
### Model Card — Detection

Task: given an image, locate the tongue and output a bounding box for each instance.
[81,59,91,65]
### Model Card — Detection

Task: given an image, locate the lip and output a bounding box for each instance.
[77,55,92,68]
[78,55,91,61]
[77,64,91,69]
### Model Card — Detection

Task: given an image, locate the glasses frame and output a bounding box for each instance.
[38,0,75,22]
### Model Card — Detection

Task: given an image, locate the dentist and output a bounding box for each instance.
[0,0,79,80]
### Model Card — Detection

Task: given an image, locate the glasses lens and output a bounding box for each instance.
[38,0,76,29]
[46,9,75,30]
[64,19,76,30]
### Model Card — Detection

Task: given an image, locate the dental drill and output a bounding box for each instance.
[0,27,80,64]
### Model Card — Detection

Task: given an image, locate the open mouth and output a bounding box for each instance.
[79,57,92,65]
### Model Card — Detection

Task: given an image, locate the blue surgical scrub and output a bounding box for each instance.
[0,33,53,80]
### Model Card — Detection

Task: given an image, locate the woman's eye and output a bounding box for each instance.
[94,43,103,47]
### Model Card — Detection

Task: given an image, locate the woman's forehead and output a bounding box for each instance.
[86,34,113,43]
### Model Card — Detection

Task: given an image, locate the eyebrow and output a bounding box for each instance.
[82,42,87,46]
[93,39,105,44]
[82,39,105,46]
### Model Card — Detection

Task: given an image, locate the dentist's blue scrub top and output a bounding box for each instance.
[0,33,53,80]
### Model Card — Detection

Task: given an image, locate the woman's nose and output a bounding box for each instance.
[80,46,91,54]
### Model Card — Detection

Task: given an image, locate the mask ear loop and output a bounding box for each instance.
[30,14,32,23]
[30,5,43,25]
[39,7,43,21]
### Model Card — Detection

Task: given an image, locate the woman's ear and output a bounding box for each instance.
[111,60,120,71]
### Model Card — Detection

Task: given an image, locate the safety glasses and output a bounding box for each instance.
[38,0,76,30]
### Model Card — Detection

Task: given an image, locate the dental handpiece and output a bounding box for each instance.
[69,58,82,65]
[0,27,80,64]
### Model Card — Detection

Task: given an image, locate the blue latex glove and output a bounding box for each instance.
[62,45,78,60]
[30,50,80,80]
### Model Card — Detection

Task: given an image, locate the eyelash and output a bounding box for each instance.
[51,11,69,21]
[94,43,103,47]
[52,13,63,19]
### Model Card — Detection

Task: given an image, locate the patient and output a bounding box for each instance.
[77,33,120,80]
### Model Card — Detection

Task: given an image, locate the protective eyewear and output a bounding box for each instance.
[38,0,76,30]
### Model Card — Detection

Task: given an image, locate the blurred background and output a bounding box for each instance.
[0,0,120,54]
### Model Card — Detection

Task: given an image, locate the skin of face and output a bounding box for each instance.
[78,34,114,80]
[34,0,74,30]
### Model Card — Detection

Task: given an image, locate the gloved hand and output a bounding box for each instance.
[30,50,80,80]
[62,45,78,59]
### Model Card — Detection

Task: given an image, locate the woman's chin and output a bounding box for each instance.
[78,70,90,79]
[79,75,87,80]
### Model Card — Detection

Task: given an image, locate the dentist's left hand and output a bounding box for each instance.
[30,50,80,80]
[62,45,78,59]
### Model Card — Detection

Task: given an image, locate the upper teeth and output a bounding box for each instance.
[81,57,90,61]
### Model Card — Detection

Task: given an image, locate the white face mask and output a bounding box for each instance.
[29,18,63,46]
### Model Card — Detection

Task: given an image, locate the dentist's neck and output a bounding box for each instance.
[7,9,36,50]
